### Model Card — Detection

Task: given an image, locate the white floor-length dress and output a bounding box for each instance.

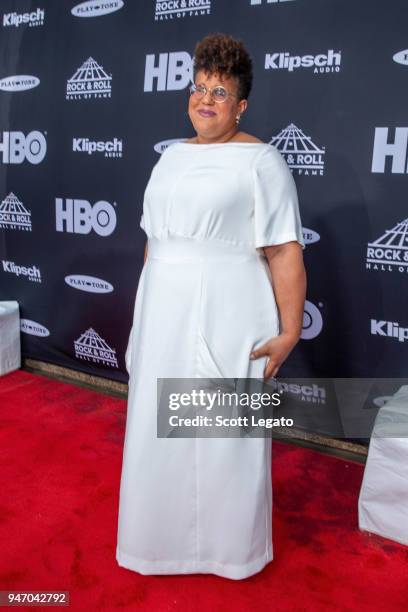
[116,141,305,580]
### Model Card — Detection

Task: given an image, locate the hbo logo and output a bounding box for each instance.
[0,130,46,164]
[301,300,323,340]
[55,198,117,236]
[144,51,192,91]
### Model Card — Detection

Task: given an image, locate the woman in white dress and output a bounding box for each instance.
[116,33,307,580]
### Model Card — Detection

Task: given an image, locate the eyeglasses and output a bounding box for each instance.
[188,82,238,103]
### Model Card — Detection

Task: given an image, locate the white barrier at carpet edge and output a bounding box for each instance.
[0,301,21,376]
[358,385,408,546]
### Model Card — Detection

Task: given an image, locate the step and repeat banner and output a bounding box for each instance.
[0,0,407,438]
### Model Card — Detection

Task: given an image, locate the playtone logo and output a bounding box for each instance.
[65,274,113,293]
[2,260,41,283]
[21,319,49,337]
[265,50,341,73]
[373,396,393,408]
[73,137,123,157]
[155,0,211,20]
[3,8,44,27]
[0,75,40,92]
[392,49,408,66]
[302,227,320,245]
[154,138,185,153]
[144,52,192,91]
[371,319,408,343]
[55,198,117,236]
[251,1,295,5]
[372,127,408,173]
[71,0,124,18]
[0,131,46,164]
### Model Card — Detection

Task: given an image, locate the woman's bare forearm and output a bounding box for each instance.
[263,242,307,342]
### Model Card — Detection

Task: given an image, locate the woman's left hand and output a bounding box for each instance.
[249,331,299,381]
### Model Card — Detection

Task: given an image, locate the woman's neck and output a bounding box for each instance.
[193,129,241,145]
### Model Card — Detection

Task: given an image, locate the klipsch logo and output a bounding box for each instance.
[366,218,408,273]
[144,52,192,91]
[0,131,47,164]
[371,319,408,343]
[302,300,323,340]
[66,57,112,100]
[56,198,117,236]
[21,319,49,336]
[155,1,211,20]
[372,127,408,174]
[65,274,113,293]
[265,50,341,74]
[0,75,40,92]
[270,124,325,175]
[73,137,123,157]
[2,260,41,283]
[71,0,124,17]
[276,381,327,405]
[0,193,32,231]
[74,327,118,367]
[3,8,44,27]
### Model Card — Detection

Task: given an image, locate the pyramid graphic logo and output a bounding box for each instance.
[74,327,118,367]
[0,192,32,231]
[269,123,325,175]
[366,218,408,273]
[155,0,211,20]
[66,57,112,100]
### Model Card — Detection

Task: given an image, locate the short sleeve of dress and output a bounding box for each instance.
[253,145,305,250]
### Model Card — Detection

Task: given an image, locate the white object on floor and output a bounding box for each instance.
[358,385,408,546]
[0,301,21,376]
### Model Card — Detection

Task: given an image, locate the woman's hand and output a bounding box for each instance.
[249,331,300,381]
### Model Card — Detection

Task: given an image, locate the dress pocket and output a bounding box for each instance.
[196,327,229,379]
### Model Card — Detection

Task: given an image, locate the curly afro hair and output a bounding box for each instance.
[192,32,253,101]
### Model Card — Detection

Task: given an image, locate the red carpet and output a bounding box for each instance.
[0,370,407,611]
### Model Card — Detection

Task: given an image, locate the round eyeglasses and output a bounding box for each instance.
[189,83,238,103]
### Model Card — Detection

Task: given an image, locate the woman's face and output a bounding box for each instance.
[188,70,247,141]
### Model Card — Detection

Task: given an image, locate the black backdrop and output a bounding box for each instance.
[0,0,407,437]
